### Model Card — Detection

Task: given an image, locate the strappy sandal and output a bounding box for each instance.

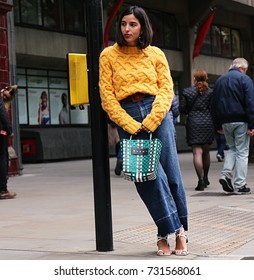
[174,229,189,256]
[157,235,172,256]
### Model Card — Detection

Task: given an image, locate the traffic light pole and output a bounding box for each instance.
[85,0,113,251]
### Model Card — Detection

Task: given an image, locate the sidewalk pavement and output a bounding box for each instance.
[1,150,254,260]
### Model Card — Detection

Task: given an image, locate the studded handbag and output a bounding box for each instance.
[120,133,162,182]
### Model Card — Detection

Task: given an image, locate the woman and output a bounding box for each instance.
[179,69,214,191]
[0,87,17,199]
[99,6,188,256]
[38,91,50,125]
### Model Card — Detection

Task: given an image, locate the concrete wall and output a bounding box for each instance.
[15,27,87,70]
[21,127,92,162]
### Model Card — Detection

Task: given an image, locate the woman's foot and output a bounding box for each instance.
[203,177,210,188]
[195,179,205,191]
[157,236,172,256]
[174,229,189,256]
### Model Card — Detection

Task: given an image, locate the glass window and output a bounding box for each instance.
[63,0,84,32]
[27,69,47,76]
[13,0,20,23]
[17,88,28,124]
[48,70,67,77]
[27,76,48,88]
[148,10,164,48]
[49,77,68,89]
[201,28,212,55]
[19,0,42,25]
[17,68,89,126]
[221,27,231,57]
[17,75,26,87]
[42,0,61,29]
[71,106,89,124]
[14,0,85,34]
[163,14,179,50]
[231,29,241,57]
[211,26,221,55]
[201,24,242,58]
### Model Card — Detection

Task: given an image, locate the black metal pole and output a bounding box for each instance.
[85,0,113,251]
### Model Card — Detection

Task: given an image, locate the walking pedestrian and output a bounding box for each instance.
[179,69,214,191]
[99,5,188,256]
[212,57,254,195]
[0,86,17,199]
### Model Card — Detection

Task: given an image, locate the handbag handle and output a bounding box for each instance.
[130,133,152,140]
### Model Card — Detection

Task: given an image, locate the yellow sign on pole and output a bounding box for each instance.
[67,53,89,106]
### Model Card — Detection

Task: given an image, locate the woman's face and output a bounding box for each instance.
[121,14,142,46]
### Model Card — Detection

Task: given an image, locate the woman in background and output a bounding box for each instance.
[180,69,214,191]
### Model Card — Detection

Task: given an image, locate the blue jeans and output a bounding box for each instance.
[222,122,250,188]
[215,133,226,158]
[117,97,188,237]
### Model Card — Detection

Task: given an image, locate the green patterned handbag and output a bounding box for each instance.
[120,134,162,182]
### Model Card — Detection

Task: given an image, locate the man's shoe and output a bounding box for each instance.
[216,154,223,162]
[219,177,234,192]
[0,190,17,199]
[234,185,251,195]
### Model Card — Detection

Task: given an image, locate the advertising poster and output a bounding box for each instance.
[17,88,28,124]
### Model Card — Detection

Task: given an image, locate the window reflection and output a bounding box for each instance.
[14,0,84,33]
[201,24,241,58]
[19,0,42,25]
[211,26,221,55]
[221,27,231,57]
[232,30,241,57]
[64,0,84,32]
[42,0,60,29]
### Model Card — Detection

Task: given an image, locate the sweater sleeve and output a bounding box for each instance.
[142,48,174,132]
[99,49,141,134]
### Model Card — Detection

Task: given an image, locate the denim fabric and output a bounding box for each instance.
[117,96,188,237]
[215,133,226,158]
[222,122,250,188]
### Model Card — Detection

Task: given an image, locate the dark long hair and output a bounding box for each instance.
[115,6,153,49]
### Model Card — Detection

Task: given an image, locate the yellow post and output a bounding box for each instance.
[67,53,89,106]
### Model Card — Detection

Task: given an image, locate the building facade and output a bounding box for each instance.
[4,0,254,164]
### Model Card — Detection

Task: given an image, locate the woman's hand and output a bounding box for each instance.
[134,124,151,135]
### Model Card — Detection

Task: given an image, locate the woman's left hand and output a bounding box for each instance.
[134,124,151,135]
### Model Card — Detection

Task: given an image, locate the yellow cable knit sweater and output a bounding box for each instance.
[99,43,174,134]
